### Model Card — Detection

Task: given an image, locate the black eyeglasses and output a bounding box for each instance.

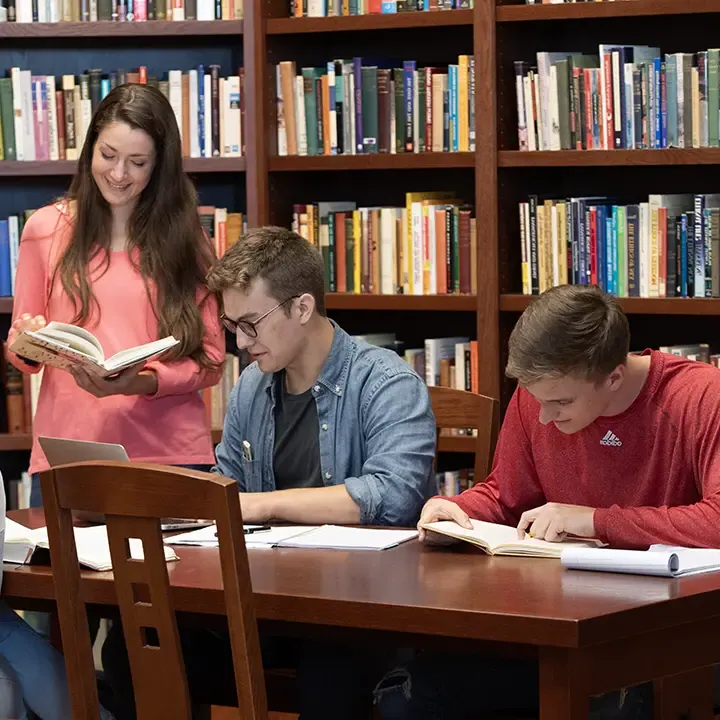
[221,296,299,339]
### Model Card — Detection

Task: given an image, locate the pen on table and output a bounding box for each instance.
[215,525,272,537]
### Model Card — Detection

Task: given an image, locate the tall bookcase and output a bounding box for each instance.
[6,0,717,473]
[483,0,720,410]
[0,7,482,475]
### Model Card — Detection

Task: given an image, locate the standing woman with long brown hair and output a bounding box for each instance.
[6,83,225,506]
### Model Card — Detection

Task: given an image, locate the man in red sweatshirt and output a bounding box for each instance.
[377,284,720,720]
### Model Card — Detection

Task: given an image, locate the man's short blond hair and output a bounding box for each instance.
[505,285,630,386]
[206,226,326,316]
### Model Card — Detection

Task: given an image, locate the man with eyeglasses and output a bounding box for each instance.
[207,225,436,530]
[200,225,435,719]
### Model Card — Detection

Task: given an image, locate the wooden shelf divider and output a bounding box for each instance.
[269,153,475,172]
[498,149,720,167]
[497,0,720,22]
[0,157,244,177]
[325,293,477,311]
[267,9,473,33]
[0,434,33,451]
[501,295,720,316]
[0,20,243,38]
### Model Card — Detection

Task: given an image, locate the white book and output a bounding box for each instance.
[422,519,604,558]
[295,75,307,157]
[189,70,200,158]
[197,0,214,20]
[562,545,720,578]
[46,75,59,161]
[8,216,19,294]
[19,70,35,161]
[10,321,179,378]
[5,519,178,571]
[225,75,241,157]
[203,73,212,158]
[379,207,395,295]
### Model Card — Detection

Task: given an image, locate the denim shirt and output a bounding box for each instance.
[213,322,437,526]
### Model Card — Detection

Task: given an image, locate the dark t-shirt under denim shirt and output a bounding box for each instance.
[213,320,437,526]
[273,371,323,491]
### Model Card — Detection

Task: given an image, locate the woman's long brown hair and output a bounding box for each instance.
[51,83,218,369]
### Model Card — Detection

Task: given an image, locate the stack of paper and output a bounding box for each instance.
[561,545,720,577]
[165,524,418,551]
[5,519,178,571]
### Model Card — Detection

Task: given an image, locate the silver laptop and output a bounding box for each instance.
[38,436,212,532]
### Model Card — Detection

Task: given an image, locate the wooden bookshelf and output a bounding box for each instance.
[325,294,477,311]
[0,158,245,177]
[0,20,243,37]
[0,298,13,314]
[475,0,720,409]
[269,153,475,172]
[267,9,473,33]
[497,0,720,22]
[500,295,720,316]
[0,434,32,451]
[498,149,720,167]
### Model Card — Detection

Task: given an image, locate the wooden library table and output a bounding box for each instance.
[3,508,719,719]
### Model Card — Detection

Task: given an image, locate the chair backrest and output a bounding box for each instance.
[428,386,499,480]
[40,461,267,720]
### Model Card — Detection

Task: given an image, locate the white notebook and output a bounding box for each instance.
[4,519,178,572]
[165,524,316,548]
[165,524,417,551]
[561,545,720,577]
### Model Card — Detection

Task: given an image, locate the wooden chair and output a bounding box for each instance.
[40,461,268,720]
[428,386,499,479]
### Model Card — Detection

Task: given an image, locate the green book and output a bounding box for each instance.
[361,66,378,154]
[0,78,16,161]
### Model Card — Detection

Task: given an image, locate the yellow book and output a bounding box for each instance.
[457,56,469,153]
[353,210,361,294]
[405,191,457,295]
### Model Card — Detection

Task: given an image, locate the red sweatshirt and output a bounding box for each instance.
[451,350,720,549]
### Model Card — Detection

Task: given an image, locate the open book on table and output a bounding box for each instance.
[165,524,419,551]
[561,545,720,577]
[9,321,179,378]
[420,519,605,558]
[4,518,178,571]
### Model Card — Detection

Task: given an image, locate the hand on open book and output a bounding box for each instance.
[516,503,596,543]
[417,498,473,544]
[8,313,47,348]
[70,361,158,398]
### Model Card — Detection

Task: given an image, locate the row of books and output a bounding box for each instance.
[292,195,477,295]
[519,193,720,299]
[436,469,475,498]
[288,0,471,16]
[635,343,720,367]
[515,46,720,152]
[0,65,245,162]
[276,56,476,157]
[0,0,242,21]
[0,205,243,298]
[3,344,41,435]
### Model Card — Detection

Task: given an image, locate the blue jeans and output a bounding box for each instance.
[0,600,72,720]
[375,651,655,720]
[30,464,214,508]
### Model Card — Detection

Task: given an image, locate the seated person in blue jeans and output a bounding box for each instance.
[0,476,113,720]
[102,226,437,720]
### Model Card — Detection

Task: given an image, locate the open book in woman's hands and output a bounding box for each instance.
[9,321,179,378]
[420,519,606,558]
